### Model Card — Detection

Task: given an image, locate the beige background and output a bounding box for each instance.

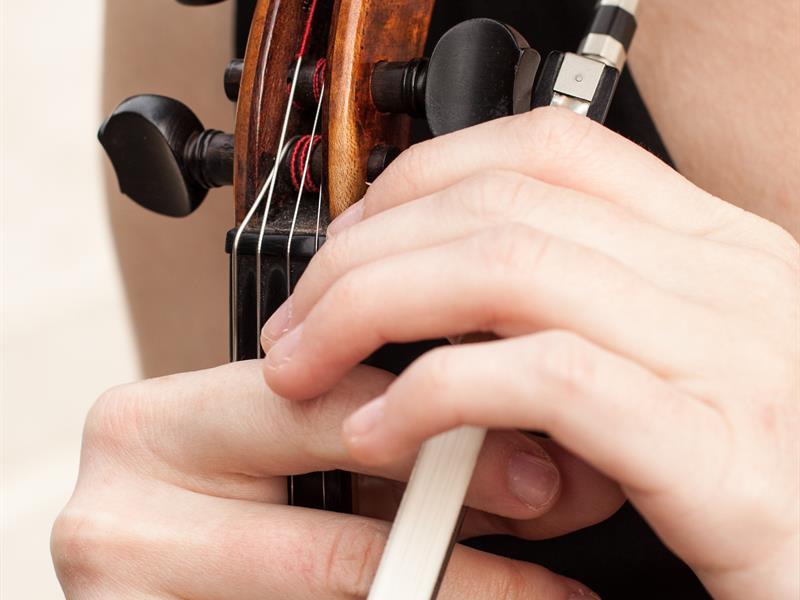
[2,1,234,597]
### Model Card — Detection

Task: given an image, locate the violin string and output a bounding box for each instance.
[314,178,324,252]
[236,0,320,505]
[254,57,304,358]
[284,83,325,510]
[287,84,325,297]
[230,153,285,362]
[254,0,321,359]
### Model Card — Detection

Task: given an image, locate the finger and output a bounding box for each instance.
[268,170,727,346]
[57,483,596,600]
[343,332,729,499]
[264,225,717,400]
[356,429,569,522]
[440,544,596,600]
[349,107,736,238]
[360,439,626,543]
[339,107,795,264]
[89,361,566,519]
[462,440,625,541]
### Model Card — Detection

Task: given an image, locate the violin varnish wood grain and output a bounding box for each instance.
[326,0,435,217]
[234,0,309,224]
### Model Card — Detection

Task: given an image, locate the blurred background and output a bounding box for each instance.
[2,1,236,596]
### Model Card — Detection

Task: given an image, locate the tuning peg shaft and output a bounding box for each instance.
[224,59,244,101]
[99,94,233,217]
[371,19,540,136]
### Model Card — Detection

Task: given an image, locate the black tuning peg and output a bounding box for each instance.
[371,18,540,136]
[98,95,233,217]
[224,59,244,101]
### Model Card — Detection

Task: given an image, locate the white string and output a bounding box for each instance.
[287,83,325,296]
[285,84,326,507]
[255,58,305,358]
[230,147,288,362]
[314,183,324,252]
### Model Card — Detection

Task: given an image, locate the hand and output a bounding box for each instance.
[52,361,612,599]
[261,108,800,599]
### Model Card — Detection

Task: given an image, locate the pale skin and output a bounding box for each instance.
[53,1,799,598]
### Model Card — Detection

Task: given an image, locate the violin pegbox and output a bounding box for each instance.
[327,12,539,216]
[325,0,436,217]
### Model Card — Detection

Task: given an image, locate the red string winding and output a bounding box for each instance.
[290,135,322,193]
[287,2,323,193]
[296,0,319,59]
[312,58,327,103]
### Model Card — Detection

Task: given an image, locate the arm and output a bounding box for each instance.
[631,0,800,237]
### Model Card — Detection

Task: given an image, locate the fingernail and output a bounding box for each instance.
[569,590,601,599]
[265,323,303,369]
[344,395,387,442]
[327,200,364,236]
[507,451,560,510]
[262,298,293,346]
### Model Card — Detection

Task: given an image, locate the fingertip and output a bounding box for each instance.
[506,450,561,512]
[342,436,388,467]
[260,358,316,402]
[342,397,422,467]
[264,324,304,370]
[342,399,394,466]
[260,298,293,351]
[568,587,603,600]
[466,432,562,520]
[260,324,325,401]
[327,200,365,236]
[343,395,386,438]
[342,432,399,468]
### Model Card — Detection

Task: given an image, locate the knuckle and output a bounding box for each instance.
[699,199,800,269]
[388,142,434,193]
[517,106,596,162]
[768,223,800,267]
[484,560,530,600]
[761,255,800,297]
[733,247,800,310]
[51,504,110,587]
[313,227,355,277]
[83,384,149,452]
[320,521,386,595]
[407,348,464,424]
[413,348,456,396]
[536,330,597,397]
[326,269,364,313]
[481,223,551,272]
[459,171,532,224]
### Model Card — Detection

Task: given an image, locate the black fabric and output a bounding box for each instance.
[234,2,710,598]
[235,0,257,57]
